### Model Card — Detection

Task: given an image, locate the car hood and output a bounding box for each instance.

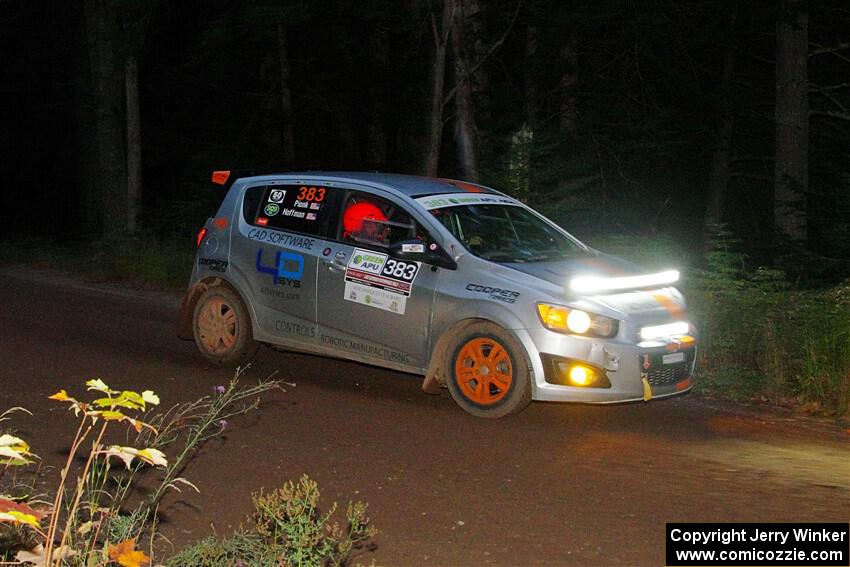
[498,253,685,321]
[501,253,643,287]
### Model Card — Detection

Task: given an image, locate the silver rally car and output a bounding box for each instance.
[178,171,696,417]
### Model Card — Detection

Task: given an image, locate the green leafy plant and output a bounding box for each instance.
[169,475,377,567]
[0,371,281,565]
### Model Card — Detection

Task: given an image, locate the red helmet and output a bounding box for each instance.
[343,201,387,233]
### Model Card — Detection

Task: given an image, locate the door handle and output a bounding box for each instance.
[322,259,346,273]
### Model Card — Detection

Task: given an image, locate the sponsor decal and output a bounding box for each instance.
[465,283,520,304]
[256,248,304,287]
[264,203,280,216]
[275,319,316,337]
[429,242,438,251]
[261,286,299,300]
[198,258,228,272]
[344,248,420,311]
[345,281,406,315]
[256,217,269,226]
[349,250,387,273]
[402,243,425,253]
[247,229,316,250]
[663,352,685,365]
[415,193,519,211]
[335,251,347,260]
[322,247,332,256]
[346,249,419,295]
[320,334,410,365]
[268,189,286,203]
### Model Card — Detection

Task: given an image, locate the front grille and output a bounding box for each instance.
[640,347,694,387]
[647,362,689,386]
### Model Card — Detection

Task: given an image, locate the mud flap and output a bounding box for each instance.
[421,373,443,395]
[176,279,217,340]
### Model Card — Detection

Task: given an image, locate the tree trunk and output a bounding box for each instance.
[559,34,579,135]
[704,4,738,238]
[421,0,454,177]
[74,2,100,235]
[277,24,295,164]
[125,54,141,234]
[451,1,480,182]
[524,15,538,129]
[85,0,127,240]
[465,0,491,164]
[774,0,808,246]
[366,25,389,167]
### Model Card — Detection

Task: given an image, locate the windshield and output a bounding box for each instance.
[429,204,588,263]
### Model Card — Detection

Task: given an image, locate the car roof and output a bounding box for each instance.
[235,171,498,198]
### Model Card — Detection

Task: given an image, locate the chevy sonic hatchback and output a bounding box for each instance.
[178,171,697,417]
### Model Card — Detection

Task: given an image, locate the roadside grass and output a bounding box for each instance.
[592,230,850,417]
[167,475,376,567]
[1,375,377,565]
[0,235,194,290]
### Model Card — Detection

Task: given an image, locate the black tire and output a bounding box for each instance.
[192,286,259,365]
[445,322,532,418]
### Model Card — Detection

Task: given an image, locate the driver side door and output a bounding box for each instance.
[315,188,440,370]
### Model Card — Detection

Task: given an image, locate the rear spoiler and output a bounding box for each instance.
[210,169,279,191]
[210,166,339,190]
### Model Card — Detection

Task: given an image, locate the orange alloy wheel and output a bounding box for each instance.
[197,297,238,354]
[454,337,514,405]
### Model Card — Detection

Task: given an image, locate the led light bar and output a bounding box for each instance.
[569,270,679,293]
[640,321,690,340]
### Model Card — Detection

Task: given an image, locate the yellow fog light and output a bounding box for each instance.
[547,357,611,388]
[569,365,591,386]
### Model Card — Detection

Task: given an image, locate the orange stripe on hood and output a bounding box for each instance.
[651,292,685,319]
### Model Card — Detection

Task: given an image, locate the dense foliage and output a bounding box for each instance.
[1,0,848,271]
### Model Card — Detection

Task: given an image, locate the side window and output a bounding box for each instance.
[244,184,340,237]
[338,191,422,248]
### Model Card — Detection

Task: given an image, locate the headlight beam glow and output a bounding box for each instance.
[640,321,690,340]
[570,270,680,293]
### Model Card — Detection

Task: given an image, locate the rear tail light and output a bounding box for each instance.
[196,226,208,248]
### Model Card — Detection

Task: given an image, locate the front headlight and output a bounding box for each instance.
[536,303,619,338]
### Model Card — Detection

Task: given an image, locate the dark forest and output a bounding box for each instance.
[2,0,848,274]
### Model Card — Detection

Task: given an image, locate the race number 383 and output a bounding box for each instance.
[382,259,418,282]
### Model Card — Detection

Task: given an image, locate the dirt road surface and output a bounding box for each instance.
[1,267,847,566]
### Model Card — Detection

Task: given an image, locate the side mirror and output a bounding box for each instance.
[389,240,457,270]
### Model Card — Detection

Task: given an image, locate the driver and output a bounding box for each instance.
[343,201,390,244]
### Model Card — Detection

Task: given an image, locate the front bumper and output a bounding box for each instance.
[518,328,697,403]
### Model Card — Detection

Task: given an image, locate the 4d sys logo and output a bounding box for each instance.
[256,248,304,288]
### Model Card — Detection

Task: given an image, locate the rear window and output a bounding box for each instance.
[243,184,340,236]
